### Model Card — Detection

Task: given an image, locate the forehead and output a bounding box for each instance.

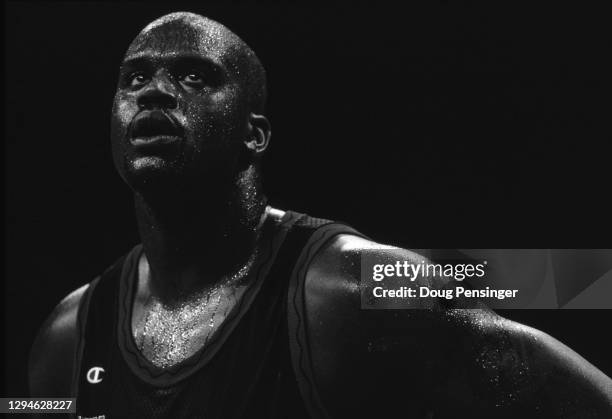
[125,16,241,65]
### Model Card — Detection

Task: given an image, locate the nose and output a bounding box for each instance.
[137,74,178,110]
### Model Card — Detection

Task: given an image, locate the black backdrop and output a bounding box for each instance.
[5,2,611,396]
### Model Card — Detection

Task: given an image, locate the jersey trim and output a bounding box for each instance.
[287,221,370,419]
[117,211,302,387]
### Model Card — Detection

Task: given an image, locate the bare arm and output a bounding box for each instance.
[303,235,612,418]
[29,284,89,397]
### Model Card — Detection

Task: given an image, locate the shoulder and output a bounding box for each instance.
[303,233,440,323]
[306,233,425,284]
[29,283,91,397]
[302,232,444,340]
[305,233,436,308]
[301,235,449,415]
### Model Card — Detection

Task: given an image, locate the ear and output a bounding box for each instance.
[245,113,271,155]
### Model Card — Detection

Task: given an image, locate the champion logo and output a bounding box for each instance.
[86,366,105,384]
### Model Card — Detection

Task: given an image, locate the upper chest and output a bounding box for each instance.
[132,284,247,369]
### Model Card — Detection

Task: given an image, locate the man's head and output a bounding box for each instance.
[111,12,270,194]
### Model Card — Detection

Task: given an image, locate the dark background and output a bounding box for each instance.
[5,2,611,395]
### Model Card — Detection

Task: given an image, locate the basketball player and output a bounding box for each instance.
[29,12,612,418]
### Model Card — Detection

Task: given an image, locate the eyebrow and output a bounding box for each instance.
[121,52,227,74]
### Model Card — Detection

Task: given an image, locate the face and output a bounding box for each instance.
[111,15,251,193]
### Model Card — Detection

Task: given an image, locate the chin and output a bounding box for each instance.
[121,157,188,194]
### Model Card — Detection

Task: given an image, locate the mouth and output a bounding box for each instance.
[128,110,184,149]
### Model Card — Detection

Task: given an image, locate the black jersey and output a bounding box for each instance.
[71,211,366,419]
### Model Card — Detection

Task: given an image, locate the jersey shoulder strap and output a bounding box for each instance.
[284,211,369,419]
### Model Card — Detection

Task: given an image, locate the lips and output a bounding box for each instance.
[128,110,184,147]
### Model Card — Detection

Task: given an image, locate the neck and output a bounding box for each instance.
[134,166,267,302]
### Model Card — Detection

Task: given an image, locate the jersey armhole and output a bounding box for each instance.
[70,276,101,399]
[286,222,369,419]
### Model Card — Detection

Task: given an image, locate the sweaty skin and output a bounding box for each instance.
[29,12,612,418]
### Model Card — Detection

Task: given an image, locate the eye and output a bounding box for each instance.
[178,71,206,89]
[128,72,149,88]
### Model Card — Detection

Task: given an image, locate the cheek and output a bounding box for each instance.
[110,98,136,169]
[186,96,243,143]
[113,98,135,131]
